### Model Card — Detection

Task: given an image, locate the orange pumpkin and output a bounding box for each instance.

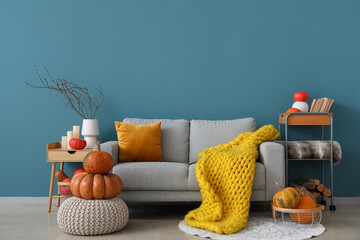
[70,172,123,200]
[290,188,318,223]
[293,91,309,101]
[286,108,301,113]
[83,142,113,174]
[273,182,300,208]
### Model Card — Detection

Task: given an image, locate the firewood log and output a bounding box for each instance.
[316,184,325,192]
[303,178,320,185]
[298,181,316,190]
[310,191,321,198]
[290,183,317,202]
[323,188,332,197]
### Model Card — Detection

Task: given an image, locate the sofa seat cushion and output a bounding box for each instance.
[113,162,189,191]
[188,162,265,191]
[189,118,257,164]
[123,118,189,163]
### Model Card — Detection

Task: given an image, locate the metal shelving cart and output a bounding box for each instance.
[279,112,336,211]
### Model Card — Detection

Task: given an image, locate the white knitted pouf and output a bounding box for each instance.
[57,197,129,236]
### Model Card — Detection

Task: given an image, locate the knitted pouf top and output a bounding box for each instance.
[185,125,279,234]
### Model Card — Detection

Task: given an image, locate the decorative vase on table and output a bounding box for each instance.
[26,67,105,149]
[81,119,99,148]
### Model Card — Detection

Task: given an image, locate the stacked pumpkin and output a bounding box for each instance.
[273,182,318,224]
[70,142,123,200]
[286,91,309,113]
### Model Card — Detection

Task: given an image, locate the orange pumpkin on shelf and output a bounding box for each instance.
[83,142,113,174]
[293,91,309,102]
[273,182,300,209]
[70,172,123,200]
[286,108,301,113]
[290,188,318,223]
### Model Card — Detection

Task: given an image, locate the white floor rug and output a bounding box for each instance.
[179,214,325,240]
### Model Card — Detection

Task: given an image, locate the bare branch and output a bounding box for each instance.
[26,66,104,119]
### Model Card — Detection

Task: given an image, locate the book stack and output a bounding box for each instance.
[309,97,334,112]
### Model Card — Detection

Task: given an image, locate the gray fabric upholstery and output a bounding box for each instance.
[187,164,198,191]
[118,189,266,202]
[188,162,265,191]
[113,162,188,191]
[189,118,257,164]
[97,141,119,165]
[259,142,285,201]
[254,163,266,190]
[119,191,202,202]
[250,190,266,201]
[104,117,286,203]
[123,118,189,163]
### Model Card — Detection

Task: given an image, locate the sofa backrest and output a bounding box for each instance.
[189,118,257,164]
[123,118,189,163]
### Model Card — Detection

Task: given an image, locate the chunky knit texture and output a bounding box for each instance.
[185,125,279,234]
[57,197,128,235]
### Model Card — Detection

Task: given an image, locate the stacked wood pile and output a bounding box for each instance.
[290,178,332,199]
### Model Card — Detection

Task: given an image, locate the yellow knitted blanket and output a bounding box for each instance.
[185,125,279,234]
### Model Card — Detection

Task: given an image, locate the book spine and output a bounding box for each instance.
[327,99,334,112]
[309,99,316,112]
[320,98,329,112]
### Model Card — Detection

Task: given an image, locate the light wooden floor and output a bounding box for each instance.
[0,202,359,240]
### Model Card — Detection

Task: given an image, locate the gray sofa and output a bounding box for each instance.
[100,118,285,202]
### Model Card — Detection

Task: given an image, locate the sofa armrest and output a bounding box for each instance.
[93,141,119,165]
[259,142,285,201]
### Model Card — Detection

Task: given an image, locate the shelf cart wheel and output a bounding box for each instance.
[329,205,336,211]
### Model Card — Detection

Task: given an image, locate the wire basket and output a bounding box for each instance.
[57,182,72,196]
[272,203,324,225]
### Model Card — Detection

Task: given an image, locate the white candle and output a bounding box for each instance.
[61,136,67,149]
[73,126,80,139]
[67,131,73,148]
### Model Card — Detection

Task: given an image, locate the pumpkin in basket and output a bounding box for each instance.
[70,172,123,200]
[273,182,300,208]
[83,142,113,174]
[290,188,318,223]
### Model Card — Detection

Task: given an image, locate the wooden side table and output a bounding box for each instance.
[46,142,92,212]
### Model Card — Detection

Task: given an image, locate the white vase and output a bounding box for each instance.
[81,119,99,148]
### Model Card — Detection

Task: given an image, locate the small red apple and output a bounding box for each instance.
[73,168,86,177]
[59,178,71,195]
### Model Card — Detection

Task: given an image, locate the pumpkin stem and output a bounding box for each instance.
[300,186,306,197]
[276,182,282,191]
[97,141,101,152]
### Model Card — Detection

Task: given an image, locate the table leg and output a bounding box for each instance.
[56,162,64,207]
[48,162,56,212]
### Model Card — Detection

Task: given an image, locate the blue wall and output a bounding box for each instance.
[1,0,359,197]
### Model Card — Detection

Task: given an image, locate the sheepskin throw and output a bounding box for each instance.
[276,141,342,165]
[185,125,279,234]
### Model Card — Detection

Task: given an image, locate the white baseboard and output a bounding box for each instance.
[327,197,360,206]
[0,197,359,206]
[0,197,66,206]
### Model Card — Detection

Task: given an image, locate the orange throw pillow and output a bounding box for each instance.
[114,121,163,162]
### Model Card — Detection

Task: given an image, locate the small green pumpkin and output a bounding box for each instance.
[273,182,300,208]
